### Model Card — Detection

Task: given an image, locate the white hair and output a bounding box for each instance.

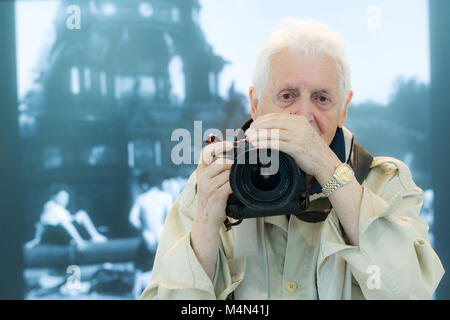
[252,18,352,109]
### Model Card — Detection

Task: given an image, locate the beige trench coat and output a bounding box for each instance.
[141,127,444,300]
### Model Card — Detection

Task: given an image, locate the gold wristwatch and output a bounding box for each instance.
[321,163,355,197]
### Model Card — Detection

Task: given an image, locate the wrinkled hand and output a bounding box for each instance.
[245,113,338,178]
[195,141,234,228]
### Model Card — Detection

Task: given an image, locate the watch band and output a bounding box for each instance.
[321,163,354,197]
[321,174,342,197]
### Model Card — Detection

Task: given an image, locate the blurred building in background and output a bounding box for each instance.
[18,0,249,241]
[1,0,447,300]
[14,0,248,299]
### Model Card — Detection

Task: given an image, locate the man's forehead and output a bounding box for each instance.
[268,50,340,93]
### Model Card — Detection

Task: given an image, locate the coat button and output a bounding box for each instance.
[286,281,298,292]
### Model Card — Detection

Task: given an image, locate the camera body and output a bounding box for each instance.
[225,139,309,221]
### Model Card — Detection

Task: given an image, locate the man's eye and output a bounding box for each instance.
[281,93,295,100]
[314,95,329,103]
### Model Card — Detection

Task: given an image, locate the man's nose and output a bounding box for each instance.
[287,98,315,121]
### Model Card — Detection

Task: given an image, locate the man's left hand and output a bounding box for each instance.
[245,113,340,181]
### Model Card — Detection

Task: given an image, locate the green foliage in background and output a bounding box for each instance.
[347,77,430,187]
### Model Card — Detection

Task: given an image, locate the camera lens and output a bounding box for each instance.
[250,163,281,191]
[228,141,305,212]
[227,139,308,219]
[242,155,290,203]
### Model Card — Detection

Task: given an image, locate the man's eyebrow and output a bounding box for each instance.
[312,88,332,95]
[276,87,333,95]
[276,87,300,94]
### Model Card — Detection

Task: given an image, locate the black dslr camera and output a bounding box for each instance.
[205,133,330,227]
[223,138,314,224]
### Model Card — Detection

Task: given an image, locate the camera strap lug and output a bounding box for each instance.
[224,217,243,232]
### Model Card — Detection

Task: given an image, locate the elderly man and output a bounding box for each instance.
[141,18,444,300]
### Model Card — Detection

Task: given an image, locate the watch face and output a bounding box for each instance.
[336,164,354,183]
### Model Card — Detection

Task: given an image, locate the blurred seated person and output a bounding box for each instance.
[161,177,188,204]
[25,186,107,250]
[129,172,173,298]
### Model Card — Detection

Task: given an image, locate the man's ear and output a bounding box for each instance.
[249,86,259,120]
[338,90,353,128]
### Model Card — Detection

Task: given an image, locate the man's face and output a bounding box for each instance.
[250,48,352,146]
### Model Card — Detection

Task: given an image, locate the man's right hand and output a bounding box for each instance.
[194,140,234,228]
[190,140,234,281]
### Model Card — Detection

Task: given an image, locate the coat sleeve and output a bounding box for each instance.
[140,171,245,300]
[318,157,445,299]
